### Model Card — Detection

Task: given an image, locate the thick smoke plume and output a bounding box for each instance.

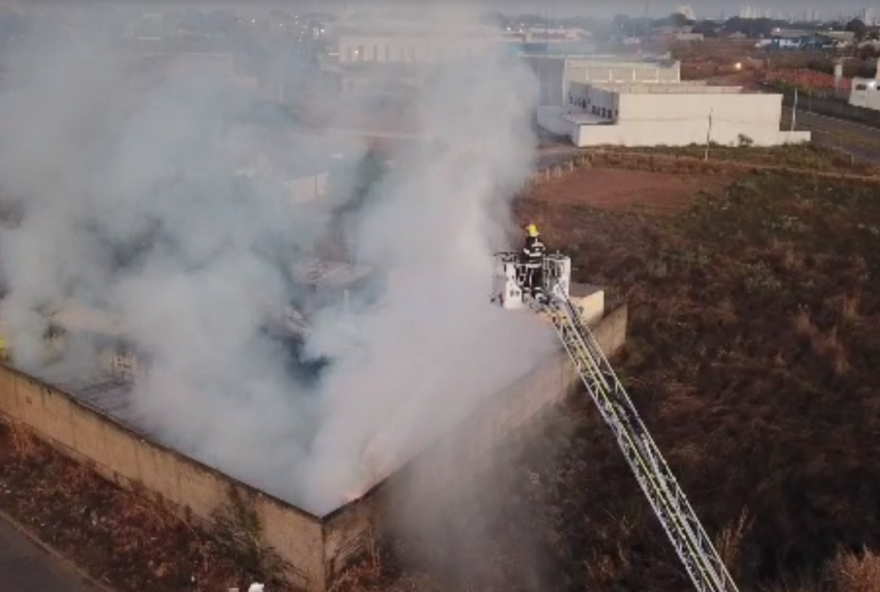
[0,7,557,514]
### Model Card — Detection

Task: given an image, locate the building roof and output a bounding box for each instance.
[571,79,706,90]
[523,54,678,68]
[289,257,375,289]
[562,112,610,125]
[334,24,503,39]
[591,83,744,94]
[50,304,128,338]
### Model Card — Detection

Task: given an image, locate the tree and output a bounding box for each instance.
[846,18,868,42]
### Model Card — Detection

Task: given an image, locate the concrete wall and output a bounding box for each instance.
[524,56,680,108]
[564,60,680,86]
[0,364,327,591]
[326,305,629,569]
[287,173,328,204]
[522,56,567,106]
[568,82,619,119]
[536,105,579,140]
[563,84,785,131]
[617,92,782,125]
[557,92,810,147]
[848,88,880,111]
[572,120,810,147]
[0,303,629,592]
[563,60,679,104]
[784,92,880,126]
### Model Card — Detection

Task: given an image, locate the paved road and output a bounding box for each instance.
[0,514,98,592]
[784,107,880,163]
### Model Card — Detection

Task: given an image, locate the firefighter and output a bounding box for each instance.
[521,223,547,301]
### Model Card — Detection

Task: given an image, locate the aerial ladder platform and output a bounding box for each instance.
[492,251,740,592]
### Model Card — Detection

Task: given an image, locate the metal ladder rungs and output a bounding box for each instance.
[543,295,740,592]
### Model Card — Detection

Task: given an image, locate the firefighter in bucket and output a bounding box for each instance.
[521,223,547,302]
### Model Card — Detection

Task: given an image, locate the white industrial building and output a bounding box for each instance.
[848,77,880,110]
[848,62,880,111]
[538,82,811,147]
[522,54,681,106]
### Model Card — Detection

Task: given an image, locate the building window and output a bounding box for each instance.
[409,46,416,61]
[385,45,391,61]
[346,46,353,62]
[372,45,378,61]
[356,45,364,61]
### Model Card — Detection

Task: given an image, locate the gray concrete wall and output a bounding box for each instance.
[0,304,629,592]
[573,120,810,148]
[0,365,326,591]
[322,305,629,584]
[775,88,880,127]
[619,92,782,124]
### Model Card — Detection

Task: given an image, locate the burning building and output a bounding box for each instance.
[0,261,626,591]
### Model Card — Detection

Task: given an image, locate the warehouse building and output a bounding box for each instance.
[537,82,811,147]
[522,54,680,106]
[335,24,505,64]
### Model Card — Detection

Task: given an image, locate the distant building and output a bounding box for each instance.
[537,81,810,147]
[756,29,851,50]
[334,24,504,64]
[848,62,880,110]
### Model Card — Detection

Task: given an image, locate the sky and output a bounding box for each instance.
[0,0,870,20]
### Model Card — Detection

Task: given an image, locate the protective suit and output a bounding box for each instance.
[521,223,547,300]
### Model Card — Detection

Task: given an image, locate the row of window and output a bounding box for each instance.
[567,92,617,119]
[343,44,477,62]
[592,105,617,119]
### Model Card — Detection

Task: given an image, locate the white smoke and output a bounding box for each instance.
[0,6,558,515]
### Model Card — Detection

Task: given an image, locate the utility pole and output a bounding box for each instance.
[790,87,798,131]
[704,108,713,161]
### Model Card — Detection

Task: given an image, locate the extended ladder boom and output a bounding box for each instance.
[543,295,740,592]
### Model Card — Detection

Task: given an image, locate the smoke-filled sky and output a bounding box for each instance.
[0,0,862,20]
[0,5,559,515]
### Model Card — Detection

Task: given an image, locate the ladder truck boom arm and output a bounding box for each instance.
[491,251,740,592]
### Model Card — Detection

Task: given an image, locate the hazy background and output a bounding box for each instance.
[0,0,858,19]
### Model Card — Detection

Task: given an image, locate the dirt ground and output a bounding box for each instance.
[372,156,880,592]
[525,166,722,213]
[0,423,296,592]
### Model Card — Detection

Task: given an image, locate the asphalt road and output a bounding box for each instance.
[0,515,98,592]
[784,107,880,163]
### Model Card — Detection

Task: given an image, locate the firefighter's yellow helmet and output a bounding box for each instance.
[526,223,539,237]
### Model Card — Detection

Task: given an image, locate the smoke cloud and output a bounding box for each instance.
[0,6,557,515]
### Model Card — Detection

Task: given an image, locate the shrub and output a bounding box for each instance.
[827,547,880,592]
